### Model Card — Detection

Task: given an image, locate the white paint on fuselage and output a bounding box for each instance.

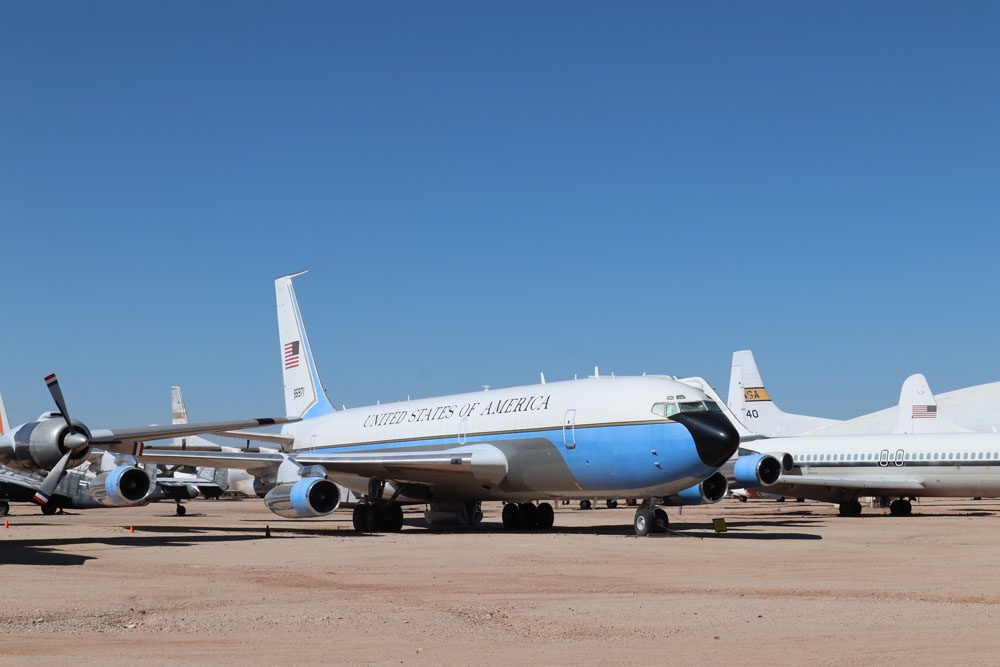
[771,432,1000,496]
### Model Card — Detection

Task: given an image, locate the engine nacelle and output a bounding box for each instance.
[733,453,782,488]
[90,466,154,507]
[766,452,795,472]
[1,418,91,473]
[263,477,341,518]
[662,472,729,506]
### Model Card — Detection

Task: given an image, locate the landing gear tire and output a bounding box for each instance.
[383,503,404,532]
[41,502,58,516]
[626,498,637,507]
[653,508,669,533]
[352,504,368,532]
[501,503,518,529]
[838,500,862,517]
[175,504,187,517]
[606,499,618,509]
[889,499,912,517]
[634,509,654,537]
[0,501,9,516]
[579,500,592,510]
[517,503,537,530]
[535,502,554,530]
[738,496,748,503]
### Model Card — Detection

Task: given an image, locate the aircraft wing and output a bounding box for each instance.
[776,474,925,492]
[156,476,221,488]
[140,444,509,487]
[294,445,508,486]
[140,450,284,473]
[213,430,295,446]
[89,417,299,446]
[0,466,44,492]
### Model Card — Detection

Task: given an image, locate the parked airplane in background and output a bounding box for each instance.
[142,271,742,536]
[727,350,841,436]
[714,360,1000,517]
[727,349,1000,436]
[0,373,296,512]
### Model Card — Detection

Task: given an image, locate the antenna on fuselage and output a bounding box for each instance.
[482,385,491,391]
[539,372,546,384]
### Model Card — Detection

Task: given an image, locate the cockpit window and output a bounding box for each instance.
[652,400,723,418]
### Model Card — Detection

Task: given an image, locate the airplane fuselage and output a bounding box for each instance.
[765,432,1000,502]
[282,376,733,501]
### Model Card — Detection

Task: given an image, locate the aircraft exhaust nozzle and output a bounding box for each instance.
[671,411,740,468]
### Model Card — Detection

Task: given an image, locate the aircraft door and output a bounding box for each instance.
[563,409,576,449]
[458,417,469,445]
[894,449,905,466]
[878,449,890,467]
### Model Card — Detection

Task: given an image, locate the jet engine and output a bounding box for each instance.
[733,453,782,488]
[89,465,154,507]
[662,472,729,506]
[264,477,341,518]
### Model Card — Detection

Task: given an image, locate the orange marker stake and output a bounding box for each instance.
[3,520,8,529]
[129,525,134,534]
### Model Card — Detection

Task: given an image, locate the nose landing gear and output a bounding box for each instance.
[633,503,669,537]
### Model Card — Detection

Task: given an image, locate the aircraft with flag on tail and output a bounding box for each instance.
[0,372,297,513]
[709,354,1000,517]
[140,271,741,537]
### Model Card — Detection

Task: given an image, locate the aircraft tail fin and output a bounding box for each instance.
[275,271,334,420]
[728,350,840,436]
[893,374,970,434]
[0,392,8,436]
[171,385,188,448]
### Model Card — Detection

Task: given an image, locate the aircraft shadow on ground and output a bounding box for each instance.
[0,533,314,566]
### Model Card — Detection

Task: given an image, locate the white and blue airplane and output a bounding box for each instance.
[141,272,743,536]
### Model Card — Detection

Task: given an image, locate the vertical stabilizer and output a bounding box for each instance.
[171,385,188,447]
[893,374,970,434]
[728,350,840,436]
[0,392,8,436]
[275,271,334,420]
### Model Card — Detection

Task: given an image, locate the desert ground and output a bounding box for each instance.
[1,496,999,665]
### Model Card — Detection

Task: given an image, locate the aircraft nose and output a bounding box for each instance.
[671,410,740,468]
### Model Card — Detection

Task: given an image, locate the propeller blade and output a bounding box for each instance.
[44,373,74,432]
[32,450,73,506]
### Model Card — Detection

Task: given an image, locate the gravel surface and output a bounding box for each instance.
[1,497,998,665]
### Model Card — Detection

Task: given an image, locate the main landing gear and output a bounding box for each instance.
[175,502,187,517]
[501,502,555,530]
[0,501,9,516]
[889,498,912,517]
[352,479,404,532]
[838,500,862,517]
[633,505,668,537]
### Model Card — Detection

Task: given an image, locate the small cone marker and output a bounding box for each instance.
[265,524,271,538]
[129,525,134,534]
[3,520,8,529]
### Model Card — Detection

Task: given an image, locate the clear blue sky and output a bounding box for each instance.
[2,2,998,427]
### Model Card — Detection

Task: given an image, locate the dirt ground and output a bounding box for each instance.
[1,496,998,666]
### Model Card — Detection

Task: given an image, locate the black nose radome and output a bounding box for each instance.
[672,410,741,468]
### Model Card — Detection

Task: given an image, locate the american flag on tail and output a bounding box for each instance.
[284,341,300,369]
[912,404,937,419]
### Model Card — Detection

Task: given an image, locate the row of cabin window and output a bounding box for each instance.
[798,452,1000,462]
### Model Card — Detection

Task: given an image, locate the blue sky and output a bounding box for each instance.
[1,2,999,427]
